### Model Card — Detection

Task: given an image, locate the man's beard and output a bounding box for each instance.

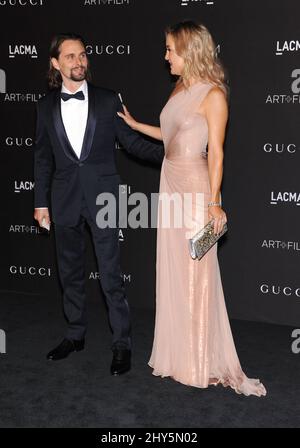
[70,66,87,82]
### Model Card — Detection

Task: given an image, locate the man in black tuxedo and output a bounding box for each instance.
[34,33,163,375]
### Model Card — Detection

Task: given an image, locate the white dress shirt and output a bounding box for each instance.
[61,80,89,159]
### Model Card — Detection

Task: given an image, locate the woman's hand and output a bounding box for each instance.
[117,104,163,141]
[208,205,227,235]
[117,105,139,130]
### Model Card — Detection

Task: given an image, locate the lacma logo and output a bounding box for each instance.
[9,44,38,59]
[0,68,6,93]
[14,180,34,193]
[270,191,300,206]
[276,40,300,56]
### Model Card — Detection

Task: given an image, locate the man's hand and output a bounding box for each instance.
[34,208,51,228]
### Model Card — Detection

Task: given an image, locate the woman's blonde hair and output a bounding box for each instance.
[166,21,227,94]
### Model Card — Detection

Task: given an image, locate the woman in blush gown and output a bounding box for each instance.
[118,21,266,396]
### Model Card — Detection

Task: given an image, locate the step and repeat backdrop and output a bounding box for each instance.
[0,0,299,326]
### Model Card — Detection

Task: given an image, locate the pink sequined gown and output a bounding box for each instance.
[148,82,266,397]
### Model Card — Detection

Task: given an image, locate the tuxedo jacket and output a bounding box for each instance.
[34,83,164,226]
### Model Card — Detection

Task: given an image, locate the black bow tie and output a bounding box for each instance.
[61,91,85,102]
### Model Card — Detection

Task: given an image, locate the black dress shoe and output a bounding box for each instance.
[110,349,131,375]
[47,338,85,361]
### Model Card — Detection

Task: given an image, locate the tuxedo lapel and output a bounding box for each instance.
[80,83,96,162]
[52,90,79,163]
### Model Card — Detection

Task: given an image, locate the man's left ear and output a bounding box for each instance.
[51,57,60,71]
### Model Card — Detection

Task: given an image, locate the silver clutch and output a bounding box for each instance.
[188,219,228,260]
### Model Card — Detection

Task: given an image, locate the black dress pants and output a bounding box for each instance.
[54,198,131,349]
